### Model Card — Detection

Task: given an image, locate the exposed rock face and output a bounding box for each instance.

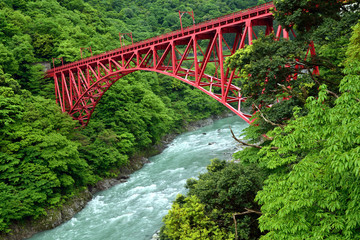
[33,62,51,72]
[89,175,130,194]
[1,112,234,240]
[151,230,160,240]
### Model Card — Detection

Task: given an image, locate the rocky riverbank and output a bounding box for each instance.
[1,112,234,240]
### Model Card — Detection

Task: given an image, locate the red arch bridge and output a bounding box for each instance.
[46,2,316,127]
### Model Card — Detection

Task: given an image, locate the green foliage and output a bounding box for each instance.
[273,0,344,33]
[0,43,18,75]
[0,89,97,232]
[0,69,22,126]
[226,34,320,136]
[254,22,360,239]
[161,159,267,239]
[187,160,265,214]
[346,20,360,63]
[32,34,54,59]
[163,195,234,240]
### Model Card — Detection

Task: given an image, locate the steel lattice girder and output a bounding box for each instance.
[47,2,318,127]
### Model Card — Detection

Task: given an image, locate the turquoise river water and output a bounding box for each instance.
[29,116,248,240]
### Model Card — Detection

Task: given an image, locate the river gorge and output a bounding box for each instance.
[29,116,248,240]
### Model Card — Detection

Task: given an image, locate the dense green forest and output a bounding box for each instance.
[160,0,360,239]
[0,0,264,235]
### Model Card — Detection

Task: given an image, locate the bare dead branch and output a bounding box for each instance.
[233,214,239,240]
[230,127,261,149]
[234,208,262,216]
[254,105,286,129]
[229,127,279,150]
[325,89,339,99]
[233,208,262,240]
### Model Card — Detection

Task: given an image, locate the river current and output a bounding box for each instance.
[29,116,248,240]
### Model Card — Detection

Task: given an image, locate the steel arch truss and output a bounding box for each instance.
[47,2,317,127]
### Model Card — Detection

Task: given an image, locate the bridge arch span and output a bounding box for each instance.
[68,67,250,126]
[47,2,315,127]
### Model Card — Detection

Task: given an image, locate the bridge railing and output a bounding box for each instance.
[48,1,274,74]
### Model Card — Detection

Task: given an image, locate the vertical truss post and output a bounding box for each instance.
[152,46,157,69]
[247,20,253,45]
[119,32,133,48]
[86,65,90,87]
[276,25,290,40]
[61,72,72,110]
[193,35,199,85]
[218,28,225,102]
[171,41,176,73]
[283,29,289,39]
[179,10,195,34]
[135,50,140,67]
[77,69,81,94]
[69,70,73,104]
[80,46,93,59]
[61,72,65,110]
[54,74,64,111]
[198,33,217,85]
[276,25,282,39]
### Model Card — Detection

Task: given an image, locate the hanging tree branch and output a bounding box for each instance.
[229,127,279,150]
[233,208,262,240]
[254,105,286,129]
[234,208,262,216]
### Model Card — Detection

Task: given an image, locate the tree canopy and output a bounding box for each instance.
[254,20,360,240]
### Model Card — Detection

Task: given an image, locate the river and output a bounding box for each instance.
[29,116,248,240]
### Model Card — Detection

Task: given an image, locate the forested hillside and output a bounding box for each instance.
[0,0,266,235]
[160,0,360,239]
